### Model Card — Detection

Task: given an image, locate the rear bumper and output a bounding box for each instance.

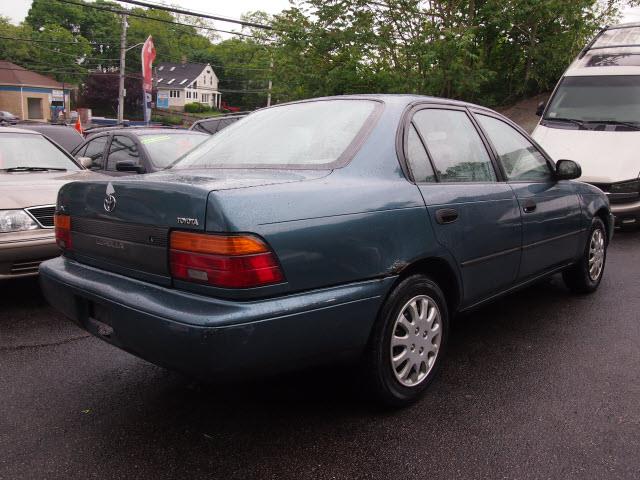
[0,232,58,279]
[39,257,394,378]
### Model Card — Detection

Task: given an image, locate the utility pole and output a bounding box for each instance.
[267,57,273,107]
[117,13,128,123]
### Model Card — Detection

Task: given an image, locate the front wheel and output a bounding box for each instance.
[563,217,608,294]
[365,275,449,407]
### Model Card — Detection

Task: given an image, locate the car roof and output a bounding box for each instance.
[11,124,84,152]
[0,126,45,135]
[270,94,494,114]
[565,23,640,76]
[95,127,205,135]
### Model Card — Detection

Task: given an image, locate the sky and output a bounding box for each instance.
[1,0,639,31]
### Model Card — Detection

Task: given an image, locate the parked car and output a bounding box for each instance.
[41,95,612,406]
[12,123,84,154]
[533,22,640,228]
[190,113,246,135]
[0,127,103,279]
[0,111,19,125]
[71,128,208,175]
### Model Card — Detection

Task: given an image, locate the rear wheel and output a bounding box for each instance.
[563,217,608,293]
[366,275,449,407]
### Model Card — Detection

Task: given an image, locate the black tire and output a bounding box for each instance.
[365,275,449,408]
[562,217,608,294]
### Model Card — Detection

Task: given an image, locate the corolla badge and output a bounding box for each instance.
[104,182,117,212]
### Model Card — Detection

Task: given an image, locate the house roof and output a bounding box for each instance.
[155,62,213,88]
[0,61,69,89]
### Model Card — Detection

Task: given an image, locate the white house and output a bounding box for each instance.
[155,62,221,111]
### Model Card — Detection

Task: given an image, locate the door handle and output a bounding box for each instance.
[435,208,459,224]
[522,199,537,213]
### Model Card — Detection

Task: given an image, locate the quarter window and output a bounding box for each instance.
[106,136,140,171]
[406,124,436,183]
[412,109,496,182]
[81,136,108,170]
[477,115,552,181]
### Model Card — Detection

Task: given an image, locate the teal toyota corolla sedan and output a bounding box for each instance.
[40,95,613,407]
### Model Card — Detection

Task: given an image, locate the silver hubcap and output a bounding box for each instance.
[588,228,605,281]
[390,295,442,387]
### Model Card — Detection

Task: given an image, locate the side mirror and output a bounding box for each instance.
[535,101,546,117]
[116,160,146,173]
[555,159,582,180]
[77,156,93,168]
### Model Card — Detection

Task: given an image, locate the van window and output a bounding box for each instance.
[544,75,640,127]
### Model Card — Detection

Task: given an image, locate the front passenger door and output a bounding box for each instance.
[105,135,144,176]
[475,113,582,280]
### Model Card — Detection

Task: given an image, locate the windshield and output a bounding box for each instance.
[139,133,208,168]
[0,132,80,171]
[544,75,640,126]
[173,100,378,169]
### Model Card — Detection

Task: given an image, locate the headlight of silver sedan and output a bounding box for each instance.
[0,210,40,233]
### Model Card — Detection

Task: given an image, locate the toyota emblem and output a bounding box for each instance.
[104,194,117,212]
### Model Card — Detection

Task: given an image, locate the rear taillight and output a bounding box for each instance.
[54,213,72,250]
[169,231,284,288]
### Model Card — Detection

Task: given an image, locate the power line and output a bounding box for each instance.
[115,0,272,30]
[53,0,265,39]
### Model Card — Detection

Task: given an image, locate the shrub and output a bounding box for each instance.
[184,102,210,113]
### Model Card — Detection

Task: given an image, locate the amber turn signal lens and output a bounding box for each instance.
[54,213,70,230]
[170,231,269,256]
[54,213,72,250]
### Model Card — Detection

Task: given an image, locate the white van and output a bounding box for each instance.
[532,23,640,228]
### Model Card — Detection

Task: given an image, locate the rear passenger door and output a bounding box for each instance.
[473,112,582,280]
[406,105,522,307]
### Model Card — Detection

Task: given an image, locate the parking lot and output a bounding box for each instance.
[0,229,637,479]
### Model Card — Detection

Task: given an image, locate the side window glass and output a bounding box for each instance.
[477,115,552,181]
[107,136,140,171]
[406,124,436,182]
[74,144,87,158]
[413,109,496,182]
[82,137,108,170]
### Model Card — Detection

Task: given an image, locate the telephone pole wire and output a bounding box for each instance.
[117,13,128,123]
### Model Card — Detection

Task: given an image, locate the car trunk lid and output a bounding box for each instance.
[58,169,328,285]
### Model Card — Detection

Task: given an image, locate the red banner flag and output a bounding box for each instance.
[141,35,156,93]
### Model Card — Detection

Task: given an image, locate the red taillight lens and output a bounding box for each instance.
[54,213,72,250]
[169,232,284,289]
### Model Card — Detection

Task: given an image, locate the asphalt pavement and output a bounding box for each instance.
[1,230,639,479]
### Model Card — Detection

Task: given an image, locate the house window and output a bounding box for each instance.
[186,91,191,99]
[167,78,175,85]
[180,79,188,85]
[193,91,198,100]
[193,81,197,88]
[202,94,209,103]
[169,90,180,98]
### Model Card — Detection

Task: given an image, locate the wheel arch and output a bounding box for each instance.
[595,207,612,240]
[394,256,462,315]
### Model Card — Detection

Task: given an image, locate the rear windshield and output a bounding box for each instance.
[139,133,208,168]
[173,100,378,169]
[545,75,640,125]
[0,133,79,171]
